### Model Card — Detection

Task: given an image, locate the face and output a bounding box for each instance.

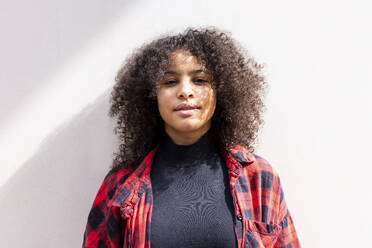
[157,50,216,140]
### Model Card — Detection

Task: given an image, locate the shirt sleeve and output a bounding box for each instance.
[274,183,301,248]
[82,170,125,248]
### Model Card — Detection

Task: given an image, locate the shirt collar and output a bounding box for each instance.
[110,143,255,208]
[110,145,159,208]
[225,144,256,165]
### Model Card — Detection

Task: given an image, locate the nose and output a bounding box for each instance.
[177,78,194,99]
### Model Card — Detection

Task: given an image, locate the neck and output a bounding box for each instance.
[157,127,218,165]
[165,124,211,145]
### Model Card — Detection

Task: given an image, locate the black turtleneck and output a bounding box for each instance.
[150,129,238,248]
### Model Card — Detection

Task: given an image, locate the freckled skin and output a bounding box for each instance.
[157,50,216,145]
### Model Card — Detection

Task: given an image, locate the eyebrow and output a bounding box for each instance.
[164,69,210,76]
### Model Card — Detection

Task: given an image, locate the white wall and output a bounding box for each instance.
[1,0,371,247]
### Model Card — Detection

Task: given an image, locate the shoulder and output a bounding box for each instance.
[96,167,135,202]
[224,144,282,184]
[104,167,134,184]
[247,154,280,177]
[226,144,281,181]
[239,153,284,193]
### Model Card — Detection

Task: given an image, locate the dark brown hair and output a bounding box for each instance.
[109,27,266,170]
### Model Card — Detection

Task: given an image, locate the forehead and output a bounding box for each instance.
[167,50,205,70]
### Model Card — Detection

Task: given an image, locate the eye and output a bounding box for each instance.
[164,80,177,85]
[194,78,208,84]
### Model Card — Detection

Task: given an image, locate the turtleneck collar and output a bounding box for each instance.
[155,128,220,166]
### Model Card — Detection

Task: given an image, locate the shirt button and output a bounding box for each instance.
[237,214,243,221]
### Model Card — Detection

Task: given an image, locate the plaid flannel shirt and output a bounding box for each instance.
[83,144,300,248]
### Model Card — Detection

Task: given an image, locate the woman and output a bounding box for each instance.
[83,27,300,248]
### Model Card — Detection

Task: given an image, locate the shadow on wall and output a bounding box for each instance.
[0,91,120,247]
[0,0,136,127]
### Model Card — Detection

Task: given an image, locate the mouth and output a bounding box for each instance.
[174,103,200,111]
[174,107,200,111]
[175,108,199,117]
[174,103,200,117]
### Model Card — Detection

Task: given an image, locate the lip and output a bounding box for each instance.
[174,103,200,117]
[174,103,200,111]
[175,108,199,117]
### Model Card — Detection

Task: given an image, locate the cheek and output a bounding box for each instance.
[200,89,216,114]
[157,89,167,108]
[156,90,173,121]
[156,92,165,116]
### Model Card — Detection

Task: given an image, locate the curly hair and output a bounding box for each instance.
[109,27,267,170]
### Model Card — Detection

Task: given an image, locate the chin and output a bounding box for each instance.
[168,118,199,131]
[176,120,212,133]
[175,123,201,133]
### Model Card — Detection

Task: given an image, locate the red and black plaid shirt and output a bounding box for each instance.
[83,144,300,248]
